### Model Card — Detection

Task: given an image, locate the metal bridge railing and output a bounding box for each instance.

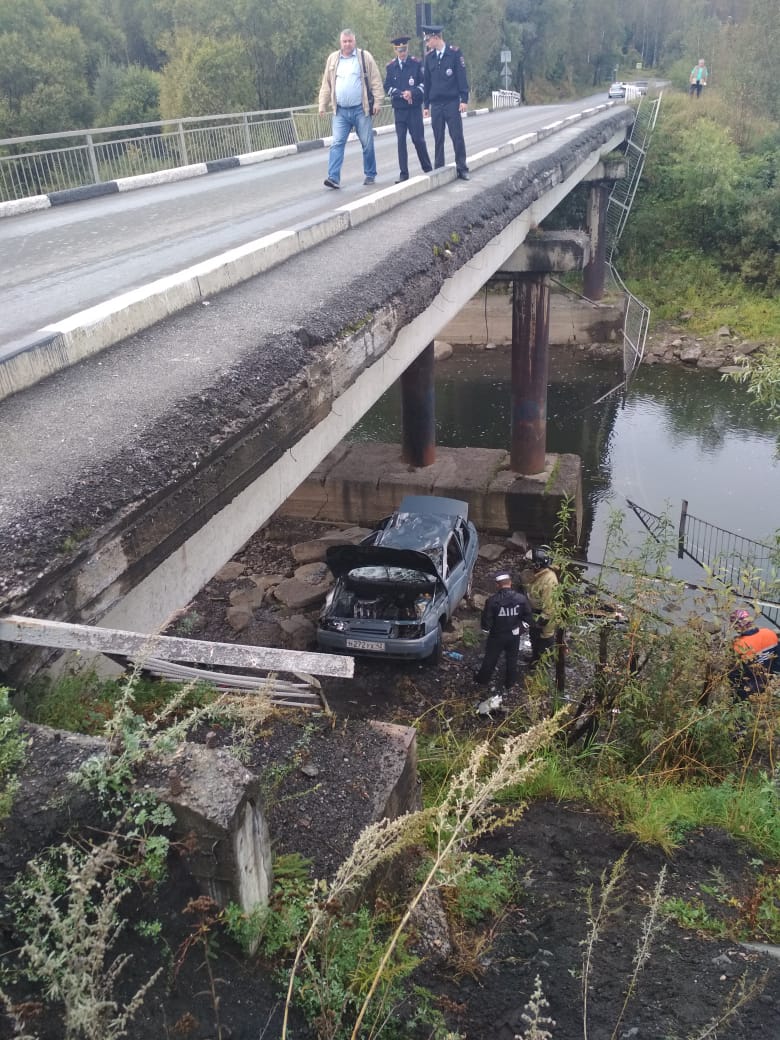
[0,104,394,203]
[629,498,780,626]
[602,93,662,385]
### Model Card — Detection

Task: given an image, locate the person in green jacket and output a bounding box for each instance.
[689,59,708,98]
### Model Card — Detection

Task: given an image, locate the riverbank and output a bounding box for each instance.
[438,293,774,371]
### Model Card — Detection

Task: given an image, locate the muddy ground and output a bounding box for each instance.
[2,518,779,1039]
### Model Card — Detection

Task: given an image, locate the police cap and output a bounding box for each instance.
[421,25,443,39]
[391,35,411,46]
[494,572,511,584]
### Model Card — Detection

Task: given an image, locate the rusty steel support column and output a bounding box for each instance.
[583,181,609,301]
[511,274,549,474]
[400,342,436,466]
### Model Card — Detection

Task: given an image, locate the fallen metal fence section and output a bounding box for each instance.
[0,104,394,203]
[627,499,780,627]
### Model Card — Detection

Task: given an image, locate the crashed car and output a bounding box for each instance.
[317,495,478,662]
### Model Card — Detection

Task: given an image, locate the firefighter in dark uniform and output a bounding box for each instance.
[421,25,470,179]
[475,572,533,691]
[384,35,432,183]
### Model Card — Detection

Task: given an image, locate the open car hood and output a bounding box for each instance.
[325,544,442,581]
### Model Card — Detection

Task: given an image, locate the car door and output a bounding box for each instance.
[443,528,468,614]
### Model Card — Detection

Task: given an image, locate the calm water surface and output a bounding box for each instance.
[352,348,780,579]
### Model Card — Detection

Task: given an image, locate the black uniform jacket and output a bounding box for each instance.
[423,43,469,106]
[384,55,425,110]
[481,588,533,637]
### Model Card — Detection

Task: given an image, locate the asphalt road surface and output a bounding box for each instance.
[0,96,613,355]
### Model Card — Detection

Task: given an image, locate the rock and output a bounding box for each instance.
[717,325,732,338]
[273,562,333,609]
[472,593,488,611]
[484,341,498,351]
[229,585,265,610]
[291,539,333,564]
[507,531,528,550]
[679,344,702,364]
[214,561,246,582]
[736,340,762,355]
[670,337,684,348]
[478,542,506,562]
[226,605,253,632]
[278,615,317,650]
[434,340,453,360]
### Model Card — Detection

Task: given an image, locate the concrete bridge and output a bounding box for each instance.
[0,98,634,681]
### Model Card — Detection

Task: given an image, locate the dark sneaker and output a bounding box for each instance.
[457,171,470,180]
[363,176,375,185]
[323,178,340,189]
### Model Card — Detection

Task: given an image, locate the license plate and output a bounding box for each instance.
[346,639,385,652]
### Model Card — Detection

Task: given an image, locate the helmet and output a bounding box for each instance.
[730,609,751,630]
[525,545,553,568]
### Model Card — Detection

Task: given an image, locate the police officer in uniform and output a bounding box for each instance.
[475,572,533,691]
[384,35,432,183]
[421,25,470,179]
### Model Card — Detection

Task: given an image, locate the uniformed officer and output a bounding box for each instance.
[384,35,432,183]
[421,24,470,180]
[475,572,533,691]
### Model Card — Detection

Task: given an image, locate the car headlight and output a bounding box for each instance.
[321,618,347,632]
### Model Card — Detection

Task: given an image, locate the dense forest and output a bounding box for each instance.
[0,0,777,135]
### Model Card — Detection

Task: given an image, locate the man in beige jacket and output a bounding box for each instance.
[318,29,384,189]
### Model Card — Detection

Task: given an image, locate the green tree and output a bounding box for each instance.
[159,33,256,117]
[96,63,161,126]
[0,0,93,135]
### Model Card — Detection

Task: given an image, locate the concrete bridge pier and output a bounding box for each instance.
[583,182,609,301]
[582,158,628,301]
[400,342,436,466]
[510,273,550,474]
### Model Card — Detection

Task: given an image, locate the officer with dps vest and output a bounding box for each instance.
[475,572,533,692]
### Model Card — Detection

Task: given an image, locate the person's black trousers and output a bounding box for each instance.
[475,632,521,688]
[430,98,467,174]
[394,108,431,178]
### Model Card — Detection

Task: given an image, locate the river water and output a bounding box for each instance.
[352,347,780,583]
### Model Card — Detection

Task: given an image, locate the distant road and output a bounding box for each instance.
[0,96,610,355]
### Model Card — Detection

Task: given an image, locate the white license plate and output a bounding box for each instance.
[346,639,385,652]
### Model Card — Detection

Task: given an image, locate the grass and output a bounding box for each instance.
[629,255,780,341]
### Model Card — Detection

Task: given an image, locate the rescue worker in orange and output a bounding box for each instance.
[728,609,779,700]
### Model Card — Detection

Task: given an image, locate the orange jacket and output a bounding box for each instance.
[733,627,779,665]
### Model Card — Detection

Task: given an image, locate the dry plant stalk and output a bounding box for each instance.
[279,811,427,1040]
[515,975,555,1040]
[350,713,563,1040]
[18,837,161,1040]
[609,866,668,1040]
[582,852,627,1040]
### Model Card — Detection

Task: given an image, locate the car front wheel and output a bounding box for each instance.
[426,624,443,666]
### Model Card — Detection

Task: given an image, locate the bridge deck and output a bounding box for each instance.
[0,107,633,680]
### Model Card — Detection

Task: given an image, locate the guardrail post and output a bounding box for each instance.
[242,113,252,153]
[85,134,101,183]
[289,109,300,145]
[177,121,189,166]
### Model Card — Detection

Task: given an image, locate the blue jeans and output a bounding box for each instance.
[328,105,376,183]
